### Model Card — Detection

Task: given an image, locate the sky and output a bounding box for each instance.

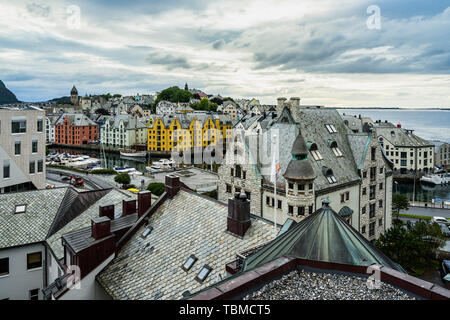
[0,0,449,108]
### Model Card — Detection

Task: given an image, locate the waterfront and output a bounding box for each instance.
[395,180,450,204]
[49,147,158,173]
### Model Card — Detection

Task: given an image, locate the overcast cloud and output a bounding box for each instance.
[0,0,449,108]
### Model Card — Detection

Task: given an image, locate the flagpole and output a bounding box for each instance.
[274,175,277,236]
[273,134,277,237]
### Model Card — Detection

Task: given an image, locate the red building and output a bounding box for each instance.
[55,113,98,145]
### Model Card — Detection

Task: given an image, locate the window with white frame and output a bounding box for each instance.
[330,141,342,157]
[325,124,337,133]
[310,143,323,161]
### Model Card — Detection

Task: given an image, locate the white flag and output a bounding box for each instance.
[270,134,281,184]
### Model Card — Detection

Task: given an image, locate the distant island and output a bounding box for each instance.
[0,80,20,104]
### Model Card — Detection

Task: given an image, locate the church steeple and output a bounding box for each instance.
[184,83,189,91]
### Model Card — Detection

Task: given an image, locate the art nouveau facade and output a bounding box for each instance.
[218,98,393,242]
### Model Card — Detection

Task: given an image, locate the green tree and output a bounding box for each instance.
[147,182,165,196]
[375,220,445,275]
[154,86,193,105]
[392,193,409,222]
[222,97,235,103]
[201,189,217,200]
[191,98,218,112]
[114,173,131,188]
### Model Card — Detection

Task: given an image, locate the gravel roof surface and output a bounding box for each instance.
[243,270,416,300]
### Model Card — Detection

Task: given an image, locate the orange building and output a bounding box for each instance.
[55,113,98,145]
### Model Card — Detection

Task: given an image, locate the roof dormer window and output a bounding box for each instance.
[326,124,337,133]
[323,167,337,184]
[329,141,343,157]
[309,143,323,161]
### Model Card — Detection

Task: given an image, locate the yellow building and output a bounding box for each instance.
[147,113,233,152]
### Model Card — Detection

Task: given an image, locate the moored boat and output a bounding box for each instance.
[120,150,147,158]
[420,172,450,185]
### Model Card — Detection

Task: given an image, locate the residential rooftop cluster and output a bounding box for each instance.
[0,89,448,301]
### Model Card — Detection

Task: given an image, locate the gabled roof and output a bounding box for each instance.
[46,189,134,260]
[242,202,404,272]
[56,113,97,126]
[96,189,276,300]
[0,188,68,249]
[375,126,433,147]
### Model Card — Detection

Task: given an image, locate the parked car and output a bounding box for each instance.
[431,216,450,226]
[438,223,450,237]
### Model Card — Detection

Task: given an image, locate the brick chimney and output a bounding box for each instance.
[276,97,287,115]
[122,199,137,216]
[138,191,152,217]
[227,192,251,238]
[165,174,181,198]
[91,216,111,240]
[99,204,114,220]
[290,97,300,107]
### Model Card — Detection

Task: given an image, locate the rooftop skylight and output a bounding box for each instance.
[141,226,153,238]
[195,264,212,283]
[14,205,26,214]
[182,255,198,271]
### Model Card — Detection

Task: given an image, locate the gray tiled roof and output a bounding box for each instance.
[375,126,433,147]
[347,133,371,169]
[245,107,361,190]
[46,189,134,260]
[97,190,276,300]
[0,188,68,249]
[56,113,97,126]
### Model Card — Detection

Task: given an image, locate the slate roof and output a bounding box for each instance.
[291,134,308,155]
[242,202,404,272]
[347,133,372,170]
[0,188,68,249]
[96,189,276,300]
[105,115,147,130]
[46,189,135,260]
[284,159,316,181]
[62,213,137,254]
[341,114,363,132]
[56,113,97,126]
[245,107,360,191]
[375,125,433,147]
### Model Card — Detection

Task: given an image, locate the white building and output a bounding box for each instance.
[45,115,59,143]
[100,115,147,148]
[0,106,46,194]
[374,122,435,175]
[434,142,450,168]
[0,187,136,300]
[155,100,176,115]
